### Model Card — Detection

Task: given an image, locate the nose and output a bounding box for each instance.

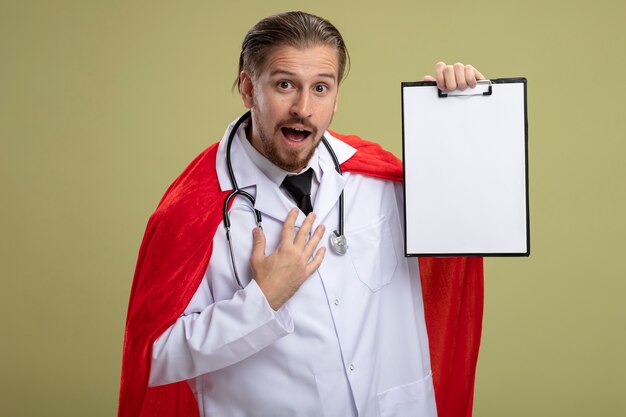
[290,90,312,119]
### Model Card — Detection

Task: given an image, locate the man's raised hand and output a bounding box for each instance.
[423,61,485,91]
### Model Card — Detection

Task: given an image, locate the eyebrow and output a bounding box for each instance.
[269,69,337,81]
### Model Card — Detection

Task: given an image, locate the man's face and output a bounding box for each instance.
[240,45,340,172]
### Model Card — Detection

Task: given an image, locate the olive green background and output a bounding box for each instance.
[1,1,624,416]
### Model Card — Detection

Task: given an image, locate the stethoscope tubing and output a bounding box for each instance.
[222,111,345,289]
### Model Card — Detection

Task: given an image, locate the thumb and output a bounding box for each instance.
[251,227,266,263]
[423,75,436,82]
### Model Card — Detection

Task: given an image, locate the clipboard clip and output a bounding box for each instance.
[438,79,492,98]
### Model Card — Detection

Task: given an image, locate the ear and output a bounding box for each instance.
[239,71,254,109]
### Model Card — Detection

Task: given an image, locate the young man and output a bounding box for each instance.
[119,11,484,417]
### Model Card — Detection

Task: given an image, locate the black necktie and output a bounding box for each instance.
[282,168,314,215]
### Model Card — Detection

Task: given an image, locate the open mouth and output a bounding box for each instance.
[281,127,312,143]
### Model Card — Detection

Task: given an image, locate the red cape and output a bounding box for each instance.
[118,132,483,417]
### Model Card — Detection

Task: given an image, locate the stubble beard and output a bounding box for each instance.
[251,101,320,173]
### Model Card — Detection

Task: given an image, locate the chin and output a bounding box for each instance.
[274,148,315,172]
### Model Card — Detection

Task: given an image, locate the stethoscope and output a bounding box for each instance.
[223,111,348,289]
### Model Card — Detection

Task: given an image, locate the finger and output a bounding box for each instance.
[443,64,456,91]
[280,208,299,242]
[454,63,467,90]
[435,62,447,90]
[465,65,478,88]
[250,227,266,264]
[302,223,326,259]
[304,246,326,276]
[294,212,316,248]
[422,75,436,82]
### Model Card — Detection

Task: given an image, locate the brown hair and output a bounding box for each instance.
[235,11,350,92]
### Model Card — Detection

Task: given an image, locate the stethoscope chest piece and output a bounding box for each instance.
[329,230,348,255]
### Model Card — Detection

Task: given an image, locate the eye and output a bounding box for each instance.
[315,84,329,93]
[278,81,293,90]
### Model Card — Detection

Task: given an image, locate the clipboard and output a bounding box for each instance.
[401,78,529,257]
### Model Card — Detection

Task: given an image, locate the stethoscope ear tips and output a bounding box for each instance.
[329,230,348,255]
